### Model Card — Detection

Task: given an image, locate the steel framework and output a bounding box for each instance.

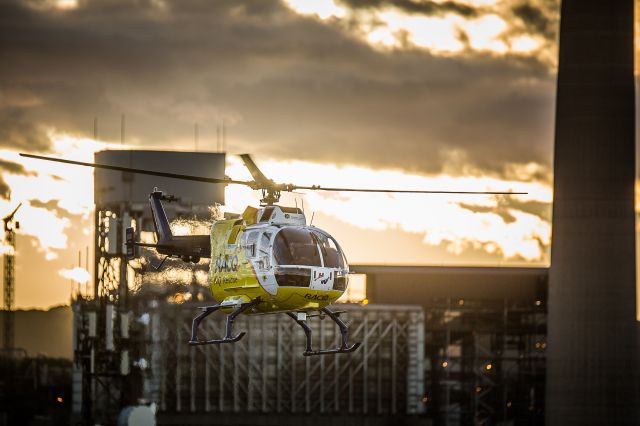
[424,298,546,425]
[71,204,139,426]
[2,204,20,351]
[2,238,15,350]
[145,303,425,418]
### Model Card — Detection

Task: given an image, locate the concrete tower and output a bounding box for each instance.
[547,0,639,424]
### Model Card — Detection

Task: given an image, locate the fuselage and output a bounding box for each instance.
[209,206,349,313]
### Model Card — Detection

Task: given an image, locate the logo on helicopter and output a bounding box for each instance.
[215,255,239,273]
[313,271,333,285]
[304,293,330,301]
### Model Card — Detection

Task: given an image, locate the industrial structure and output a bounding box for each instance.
[72,150,226,425]
[4,1,639,425]
[148,303,425,425]
[2,203,20,352]
[361,265,547,425]
[66,149,553,426]
[68,9,640,415]
[546,0,640,423]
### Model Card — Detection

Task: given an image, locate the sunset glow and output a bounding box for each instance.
[0,130,557,309]
[224,155,552,262]
[59,266,90,284]
[282,0,554,59]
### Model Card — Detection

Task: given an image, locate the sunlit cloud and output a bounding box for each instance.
[24,0,79,11]
[55,0,78,10]
[283,0,346,19]
[2,134,553,265]
[463,14,507,52]
[455,0,499,5]
[367,11,512,55]
[510,35,541,53]
[17,205,69,256]
[0,132,121,260]
[375,11,465,53]
[282,0,556,62]
[59,266,90,284]
[224,156,552,262]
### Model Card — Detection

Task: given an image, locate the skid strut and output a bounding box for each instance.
[288,307,361,356]
[188,298,260,346]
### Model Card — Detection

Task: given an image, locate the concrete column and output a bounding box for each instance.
[547,1,639,424]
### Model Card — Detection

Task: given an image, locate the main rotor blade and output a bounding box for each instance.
[239,154,273,187]
[20,153,255,187]
[291,185,527,195]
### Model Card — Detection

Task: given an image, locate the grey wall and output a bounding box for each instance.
[94,150,225,207]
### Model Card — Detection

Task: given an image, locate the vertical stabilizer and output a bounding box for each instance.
[149,190,173,243]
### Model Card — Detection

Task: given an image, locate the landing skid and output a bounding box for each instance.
[287,307,361,356]
[188,298,260,346]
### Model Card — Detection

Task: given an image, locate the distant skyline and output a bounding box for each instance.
[1,0,563,308]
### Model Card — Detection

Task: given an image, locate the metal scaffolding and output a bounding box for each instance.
[144,303,425,419]
[424,298,546,425]
[71,204,138,426]
[2,203,20,352]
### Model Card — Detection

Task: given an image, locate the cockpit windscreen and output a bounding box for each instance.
[273,228,347,268]
[273,228,322,266]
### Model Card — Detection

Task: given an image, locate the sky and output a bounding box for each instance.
[0,0,564,308]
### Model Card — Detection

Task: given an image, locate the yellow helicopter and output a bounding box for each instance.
[20,152,523,356]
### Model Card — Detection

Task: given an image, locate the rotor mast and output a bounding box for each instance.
[261,188,281,206]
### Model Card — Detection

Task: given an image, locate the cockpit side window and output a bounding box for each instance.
[313,231,345,268]
[273,228,322,267]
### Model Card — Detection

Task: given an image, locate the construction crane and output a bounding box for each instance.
[3,203,21,351]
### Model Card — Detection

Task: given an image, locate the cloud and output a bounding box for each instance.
[0,87,53,151]
[224,157,553,262]
[0,179,9,199]
[58,266,90,284]
[0,158,33,176]
[28,198,74,217]
[338,0,478,17]
[0,0,557,179]
[511,3,555,40]
[458,198,551,223]
[0,158,37,199]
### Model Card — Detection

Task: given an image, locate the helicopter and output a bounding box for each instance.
[20,152,524,356]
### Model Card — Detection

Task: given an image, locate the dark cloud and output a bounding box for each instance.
[512,3,556,40]
[458,201,516,224]
[0,158,33,176]
[28,199,59,210]
[0,158,36,199]
[0,0,556,178]
[458,197,551,223]
[0,108,51,152]
[28,199,74,217]
[338,0,477,17]
[0,179,10,199]
[508,199,552,222]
